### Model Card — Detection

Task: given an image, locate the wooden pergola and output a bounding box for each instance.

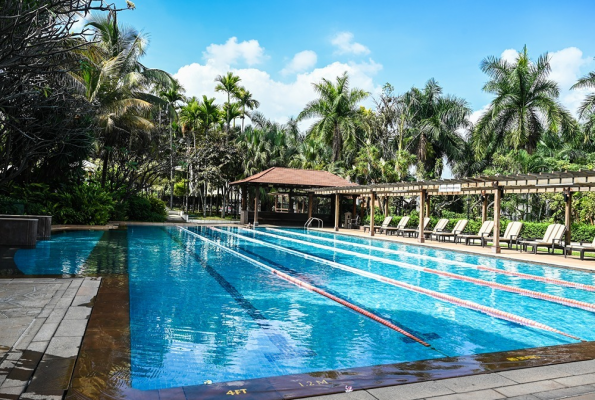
[309,170,595,253]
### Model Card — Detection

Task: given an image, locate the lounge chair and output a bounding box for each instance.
[363,216,392,233]
[456,220,495,246]
[384,216,410,236]
[486,221,523,249]
[435,219,468,242]
[519,224,566,254]
[425,218,449,240]
[565,237,595,260]
[400,217,430,238]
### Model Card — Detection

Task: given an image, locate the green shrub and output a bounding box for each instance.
[51,184,114,225]
[126,195,167,222]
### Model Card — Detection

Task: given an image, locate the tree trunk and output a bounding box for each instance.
[332,123,341,162]
[100,149,110,188]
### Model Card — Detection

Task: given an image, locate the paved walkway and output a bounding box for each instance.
[303,359,595,399]
[0,277,100,400]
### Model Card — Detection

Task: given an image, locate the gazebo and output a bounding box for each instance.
[230,167,357,226]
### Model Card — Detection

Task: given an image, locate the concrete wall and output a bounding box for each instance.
[0,215,51,239]
[0,218,38,248]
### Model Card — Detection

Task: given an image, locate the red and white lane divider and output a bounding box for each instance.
[246,228,595,313]
[179,227,430,347]
[266,228,595,293]
[211,227,582,341]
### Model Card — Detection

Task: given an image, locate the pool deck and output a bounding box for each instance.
[1,224,595,399]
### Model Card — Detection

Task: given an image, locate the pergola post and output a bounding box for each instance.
[481,191,488,223]
[240,185,248,224]
[352,195,357,217]
[334,193,340,231]
[370,192,375,237]
[308,193,314,219]
[254,185,260,226]
[419,189,426,243]
[288,189,294,213]
[565,188,573,245]
[425,194,430,219]
[492,185,501,254]
[384,195,389,217]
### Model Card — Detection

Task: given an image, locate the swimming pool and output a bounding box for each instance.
[11,226,595,392]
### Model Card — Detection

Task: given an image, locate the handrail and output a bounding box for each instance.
[305,217,323,229]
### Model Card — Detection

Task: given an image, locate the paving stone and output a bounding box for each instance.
[0,384,22,394]
[495,380,566,397]
[4,353,21,362]
[71,295,94,307]
[555,373,595,387]
[505,395,541,400]
[533,384,595,399]
[45,308,68,323]
[26,341,48,353]
[368,381,454,400]
[427,388,505,400]
[63,307,91,320]
[37,306,53,318]
[564,394,595,400]
[54,319,87,337]
[499,364,576,383]
[440,373,516,393]
[63,288,79,299]
[0,378,26,389]
[32,322,59,342]
[301,391,377,400]
[55,297,73,308]
[45,336,82,358]
[20,393,62,400]
[75,286,96,297]
[14,318,46,351]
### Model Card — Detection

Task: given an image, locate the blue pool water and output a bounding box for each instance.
[12,226,595,391]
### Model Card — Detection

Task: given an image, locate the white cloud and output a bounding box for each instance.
[175,40,382,125]
[280,50,317,76]
[500,49,518,64]
[331,32,370,56]
[203,37,267,67]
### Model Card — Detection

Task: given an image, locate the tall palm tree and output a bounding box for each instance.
[158,78,185,208]
[235,88,260,132]
[571,70,595,141]
[473,46,576,158]
[215,72,242,132]
[297,72,369,162]
[402,79,470,179]
[77,13,173,188]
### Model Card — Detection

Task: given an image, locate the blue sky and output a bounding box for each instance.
[103,0,595,122]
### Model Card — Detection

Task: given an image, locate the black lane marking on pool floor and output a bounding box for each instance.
[165,227,315,361]
[208,227,443,347]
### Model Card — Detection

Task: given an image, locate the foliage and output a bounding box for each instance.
[50,184,114,225]
[126,195,167,222]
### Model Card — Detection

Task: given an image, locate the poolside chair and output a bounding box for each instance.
[435,219,468,242]
[384,216,410,236]
[363,216,392,234]
[486,221,523,249]
[400,217,430,238]
[425,218,449,240]
[456,220,495,246]
[519,224,566,254]
[565,237,595,260]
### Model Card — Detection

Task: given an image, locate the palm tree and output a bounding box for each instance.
[297,72,369,162]
[158,78,185,208]
[215,72,242,132]
[473,46,576,158]
[222,102,242,133]
[403,79,470,179]
[235,88,260,132]
[77,13,173,188]
[571,70,595,142]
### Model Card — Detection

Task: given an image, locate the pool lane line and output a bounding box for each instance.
[242,228,595,313]
[216,238,435,347]
[180,227,432,348]
[212,227,582,341]
[264,228,595,293]
[164,227,315,359]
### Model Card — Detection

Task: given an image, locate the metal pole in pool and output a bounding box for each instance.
[178,227,431,347]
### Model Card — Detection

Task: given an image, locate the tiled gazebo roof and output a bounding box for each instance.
[230,167,356,188]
